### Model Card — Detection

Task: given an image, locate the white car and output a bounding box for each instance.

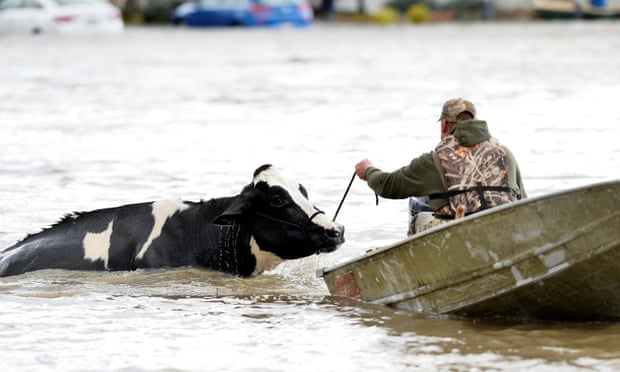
[0,0,124,35]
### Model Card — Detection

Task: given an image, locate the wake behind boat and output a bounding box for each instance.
[318,180,620,321]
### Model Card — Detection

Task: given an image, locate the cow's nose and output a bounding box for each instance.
[327,225,345,239]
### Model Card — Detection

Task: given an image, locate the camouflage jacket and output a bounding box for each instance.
[432,134,513,216]
[365,119,526,212]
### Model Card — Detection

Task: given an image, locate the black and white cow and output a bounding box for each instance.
[0,164,345,277]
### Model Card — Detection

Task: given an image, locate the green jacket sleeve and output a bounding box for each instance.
[365,152,446,201]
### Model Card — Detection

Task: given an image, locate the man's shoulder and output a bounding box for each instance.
[403,152,440,178]
[410,151,435,166]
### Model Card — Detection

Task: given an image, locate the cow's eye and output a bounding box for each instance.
[270,195,285,207]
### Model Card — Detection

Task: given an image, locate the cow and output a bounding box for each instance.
[0,164,345,278]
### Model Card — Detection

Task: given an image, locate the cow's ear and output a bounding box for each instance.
[212,186,252,225]
[212,199,246,225]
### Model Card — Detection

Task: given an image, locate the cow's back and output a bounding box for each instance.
[0,202,158,276]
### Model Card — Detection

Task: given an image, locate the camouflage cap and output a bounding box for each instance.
[439,98,476,123]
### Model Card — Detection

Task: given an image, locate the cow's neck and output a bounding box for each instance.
[213,223,244,276]
[249,237,284,276]
[210,225,285,277]
[200,196,287,277]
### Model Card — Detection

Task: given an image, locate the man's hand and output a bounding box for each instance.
[355,159,374,180]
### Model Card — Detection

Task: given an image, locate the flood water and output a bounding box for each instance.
[1,21,620,371]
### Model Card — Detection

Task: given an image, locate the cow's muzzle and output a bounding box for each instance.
[318,224,345,253]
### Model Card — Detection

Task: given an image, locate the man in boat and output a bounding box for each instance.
[355,98,527,235]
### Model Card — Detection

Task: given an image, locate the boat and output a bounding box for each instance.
[318,180,620,321]
[532,0,620,19]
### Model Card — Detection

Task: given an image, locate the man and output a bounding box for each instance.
[355,98,526,235]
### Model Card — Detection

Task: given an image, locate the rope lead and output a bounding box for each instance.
[332,172,356,222]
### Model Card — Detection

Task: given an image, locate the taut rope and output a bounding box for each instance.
[332,172,356,221]
[332,171,379,222]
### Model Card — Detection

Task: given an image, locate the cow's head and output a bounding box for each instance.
[213,165,345,263]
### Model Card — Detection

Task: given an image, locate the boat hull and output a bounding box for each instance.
[319,180,620,321]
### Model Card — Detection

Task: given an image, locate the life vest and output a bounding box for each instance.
[430,135,515,217]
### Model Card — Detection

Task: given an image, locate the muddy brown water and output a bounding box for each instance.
[1,21,619,371]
